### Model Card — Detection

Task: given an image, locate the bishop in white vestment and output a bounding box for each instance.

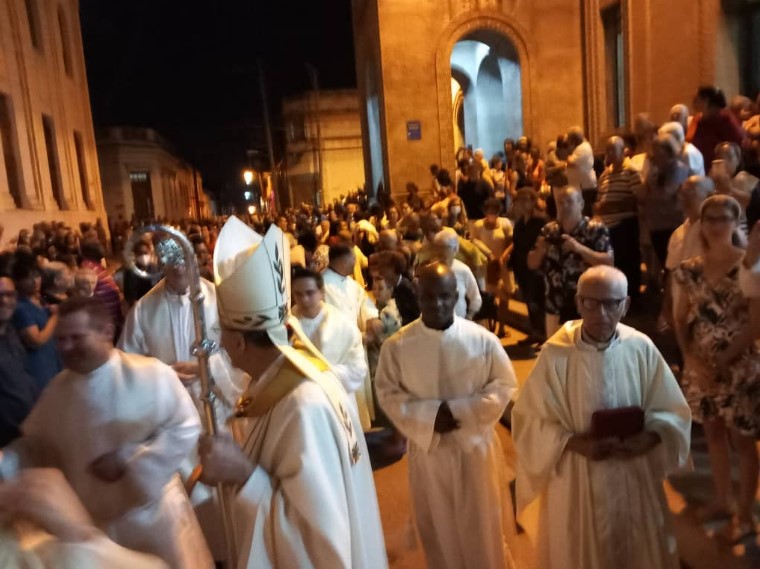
[2,299,212,568]
[375,263,517,569]
[199,217,388,569]
[512,266,691,569]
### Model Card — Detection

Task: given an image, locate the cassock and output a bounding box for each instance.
[118,278,248,416]
[4,350,213,568]
[511,321,691,569]
[375,317,517,569]
[321,268,378,426]
[232,354,388,569]
[293,301,373,429]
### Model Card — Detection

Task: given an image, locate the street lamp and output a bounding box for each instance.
[247,205,256,215]
[243,170,254,186]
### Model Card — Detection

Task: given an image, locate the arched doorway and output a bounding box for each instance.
[449,29,523,159]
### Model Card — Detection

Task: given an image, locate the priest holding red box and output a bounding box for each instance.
[512,265,692,569]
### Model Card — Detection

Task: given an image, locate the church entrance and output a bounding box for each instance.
[450,29,523,160]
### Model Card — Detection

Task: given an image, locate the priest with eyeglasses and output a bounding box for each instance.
[512,265,692,569]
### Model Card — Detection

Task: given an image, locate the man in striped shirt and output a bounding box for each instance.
[595,136,643,300]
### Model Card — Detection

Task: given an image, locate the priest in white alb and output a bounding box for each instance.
[375,262,518,569]
[118,247,247,419]
[198,217,388,568]
[0,297,213,568]
[512,266,691,569]
[291,267,372,426]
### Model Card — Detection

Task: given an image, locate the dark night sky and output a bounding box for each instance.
[79,0,356,201]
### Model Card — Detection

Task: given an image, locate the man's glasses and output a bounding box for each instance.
[577,296,626,311]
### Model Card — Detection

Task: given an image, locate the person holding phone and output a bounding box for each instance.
[709,141,760,232]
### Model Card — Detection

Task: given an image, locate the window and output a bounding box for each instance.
[42,115,67,210]
[602,3,626,129]
[57,6,73,77]
[24,0,42,51]
[288,118,306,142]
[73,131,93,210]
[0,94,24,208]
[130,172,149,182]
[724,0,760,97]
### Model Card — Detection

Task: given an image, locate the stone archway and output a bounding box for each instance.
[436,13,538,167]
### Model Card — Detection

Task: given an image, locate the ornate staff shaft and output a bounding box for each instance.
[124,225,237,568]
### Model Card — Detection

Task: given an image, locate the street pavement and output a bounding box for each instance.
[370,323,760,569]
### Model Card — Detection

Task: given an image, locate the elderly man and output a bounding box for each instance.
[528,186,613,336]
[565,126,597,215]
[432,227,482,319]
[376,262,518,569]
[595,136,642,299]
[1,297,211,568]
[513,266,691,569]
[41,261,73,305]
[659,121,705,176]
[199,217,387,568]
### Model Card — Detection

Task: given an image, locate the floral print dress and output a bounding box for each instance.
[675,257,760,437]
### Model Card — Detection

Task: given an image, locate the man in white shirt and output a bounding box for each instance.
[2,297,212,568]
[566,126,597,215]
[432,228,482,319]
[322,242,382,334]
[375,262,518,569]
[659,121,705,176]
[513,266,691,569]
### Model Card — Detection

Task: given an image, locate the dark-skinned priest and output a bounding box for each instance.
[375,262,518,569]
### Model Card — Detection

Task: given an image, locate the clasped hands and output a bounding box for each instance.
[567,431,661,461]
[434,401,460,434]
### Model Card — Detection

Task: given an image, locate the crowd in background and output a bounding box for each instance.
[2,84,760,538]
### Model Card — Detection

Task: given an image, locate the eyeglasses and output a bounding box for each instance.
[702,215,736,225]
[578,296,627,311]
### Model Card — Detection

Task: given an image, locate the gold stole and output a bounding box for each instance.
[236,337,361,465]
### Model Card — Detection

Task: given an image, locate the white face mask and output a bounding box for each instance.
[136,254,151,267]
[451,206,462,216]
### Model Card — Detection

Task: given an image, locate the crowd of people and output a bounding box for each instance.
[0,84,759,568]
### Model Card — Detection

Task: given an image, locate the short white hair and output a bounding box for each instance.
[658,121,685,144]
[433,227,459,253]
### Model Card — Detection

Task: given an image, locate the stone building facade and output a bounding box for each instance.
[0,0,107,244]
[96,126,211,223]
[283,89,365,207]
[352,0,760,200]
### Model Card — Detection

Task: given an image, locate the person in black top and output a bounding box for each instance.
[508,188,548,346]
[458,163,494,224]
[0,274,37,446]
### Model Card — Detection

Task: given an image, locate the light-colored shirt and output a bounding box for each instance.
[567,141,597,189]
[322,268,379,331]
[451,259,482,319]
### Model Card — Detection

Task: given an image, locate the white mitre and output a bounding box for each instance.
[213,216,291,342]
[214,217,361,462]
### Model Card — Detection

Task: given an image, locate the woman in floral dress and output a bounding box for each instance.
[674,194,760,541]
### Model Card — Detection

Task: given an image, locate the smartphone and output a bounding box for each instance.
[711,159,727,178]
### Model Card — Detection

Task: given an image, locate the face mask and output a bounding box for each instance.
[451,206,461,216]
[136,254,151,267]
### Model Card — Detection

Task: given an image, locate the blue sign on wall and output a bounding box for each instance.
[407,121,421,141]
